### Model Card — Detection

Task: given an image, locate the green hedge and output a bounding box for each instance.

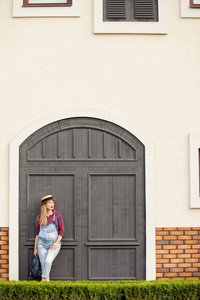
[1,280,200,300]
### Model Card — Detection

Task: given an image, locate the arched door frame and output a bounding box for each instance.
[9,108,155,280]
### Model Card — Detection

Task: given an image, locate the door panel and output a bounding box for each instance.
[89,248,137,280]
[27,247,76,281]
[50,248,76,280]
[89,174,136,240]
[86,166,145,280]
[26,174,75,240]
[20,172,77,280]
[28,128,137,161]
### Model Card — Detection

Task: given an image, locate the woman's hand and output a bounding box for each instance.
[50,241,60,250]
[34,235,39,256]
[34,248,38,256]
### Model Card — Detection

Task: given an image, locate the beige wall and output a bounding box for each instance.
[1,0,200,227]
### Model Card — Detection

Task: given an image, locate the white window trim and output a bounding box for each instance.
[189,134,200,208]
[94,0,167,34]
[13,0,80,17]
[9,108,155,281]
[181,0,200,18]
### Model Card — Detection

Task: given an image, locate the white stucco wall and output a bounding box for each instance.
[0,0,200,229]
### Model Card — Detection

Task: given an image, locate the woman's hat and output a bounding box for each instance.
[41,195,56,205]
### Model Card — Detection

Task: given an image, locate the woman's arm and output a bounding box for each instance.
[57,212,65,237]
[56,235,62,243]
[34,215,40,256]
[50,212,64,250]
[34,235,39,256]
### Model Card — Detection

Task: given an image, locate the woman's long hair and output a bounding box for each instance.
[40,204,47,226]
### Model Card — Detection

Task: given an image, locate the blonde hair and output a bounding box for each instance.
[35,200,55,226]
[40,203,48,225]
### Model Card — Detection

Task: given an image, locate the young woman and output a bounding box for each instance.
[34,195,64,282]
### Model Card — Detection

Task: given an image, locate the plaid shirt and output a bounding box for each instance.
[36,210,65,237]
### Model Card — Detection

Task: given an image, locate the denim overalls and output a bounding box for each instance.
[37,214,61,281]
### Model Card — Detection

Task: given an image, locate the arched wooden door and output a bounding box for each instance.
[19,117,146,281]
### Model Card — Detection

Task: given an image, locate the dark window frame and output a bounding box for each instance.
[23,0,72,7]
[190,0,200,8]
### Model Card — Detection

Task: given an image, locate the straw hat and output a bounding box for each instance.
[41,195,56,205]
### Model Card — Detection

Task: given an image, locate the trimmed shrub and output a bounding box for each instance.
[0,280,200,299]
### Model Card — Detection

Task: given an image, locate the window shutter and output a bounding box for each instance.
[106,0,126,19]
[104,0,158,22]
[134,0,154,19]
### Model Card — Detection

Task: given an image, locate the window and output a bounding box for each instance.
[13,0,80,17]
[190,0,200,8]
[199,148,200,195]
[94,0,167,34]
[23,0,72,7]
[181,0,200,18]
[104,0,158,22]
[189,134,200,208]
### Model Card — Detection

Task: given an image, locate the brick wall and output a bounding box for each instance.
[0,228,9,280]
[156,227,200,280]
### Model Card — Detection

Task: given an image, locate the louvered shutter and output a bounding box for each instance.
[106,0,126,19]
[134,0,154,19]
[104,0,158,22]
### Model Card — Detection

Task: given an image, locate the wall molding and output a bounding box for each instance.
[9,108,155,280]
[181,0,200,18]
[94,0,167,34]
[13,0,80,17]
[189,134,200,208]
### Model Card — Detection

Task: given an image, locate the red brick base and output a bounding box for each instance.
[0,228,9,280]
[156,227,200,280]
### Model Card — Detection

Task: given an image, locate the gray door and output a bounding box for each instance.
[19,117,146,280]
